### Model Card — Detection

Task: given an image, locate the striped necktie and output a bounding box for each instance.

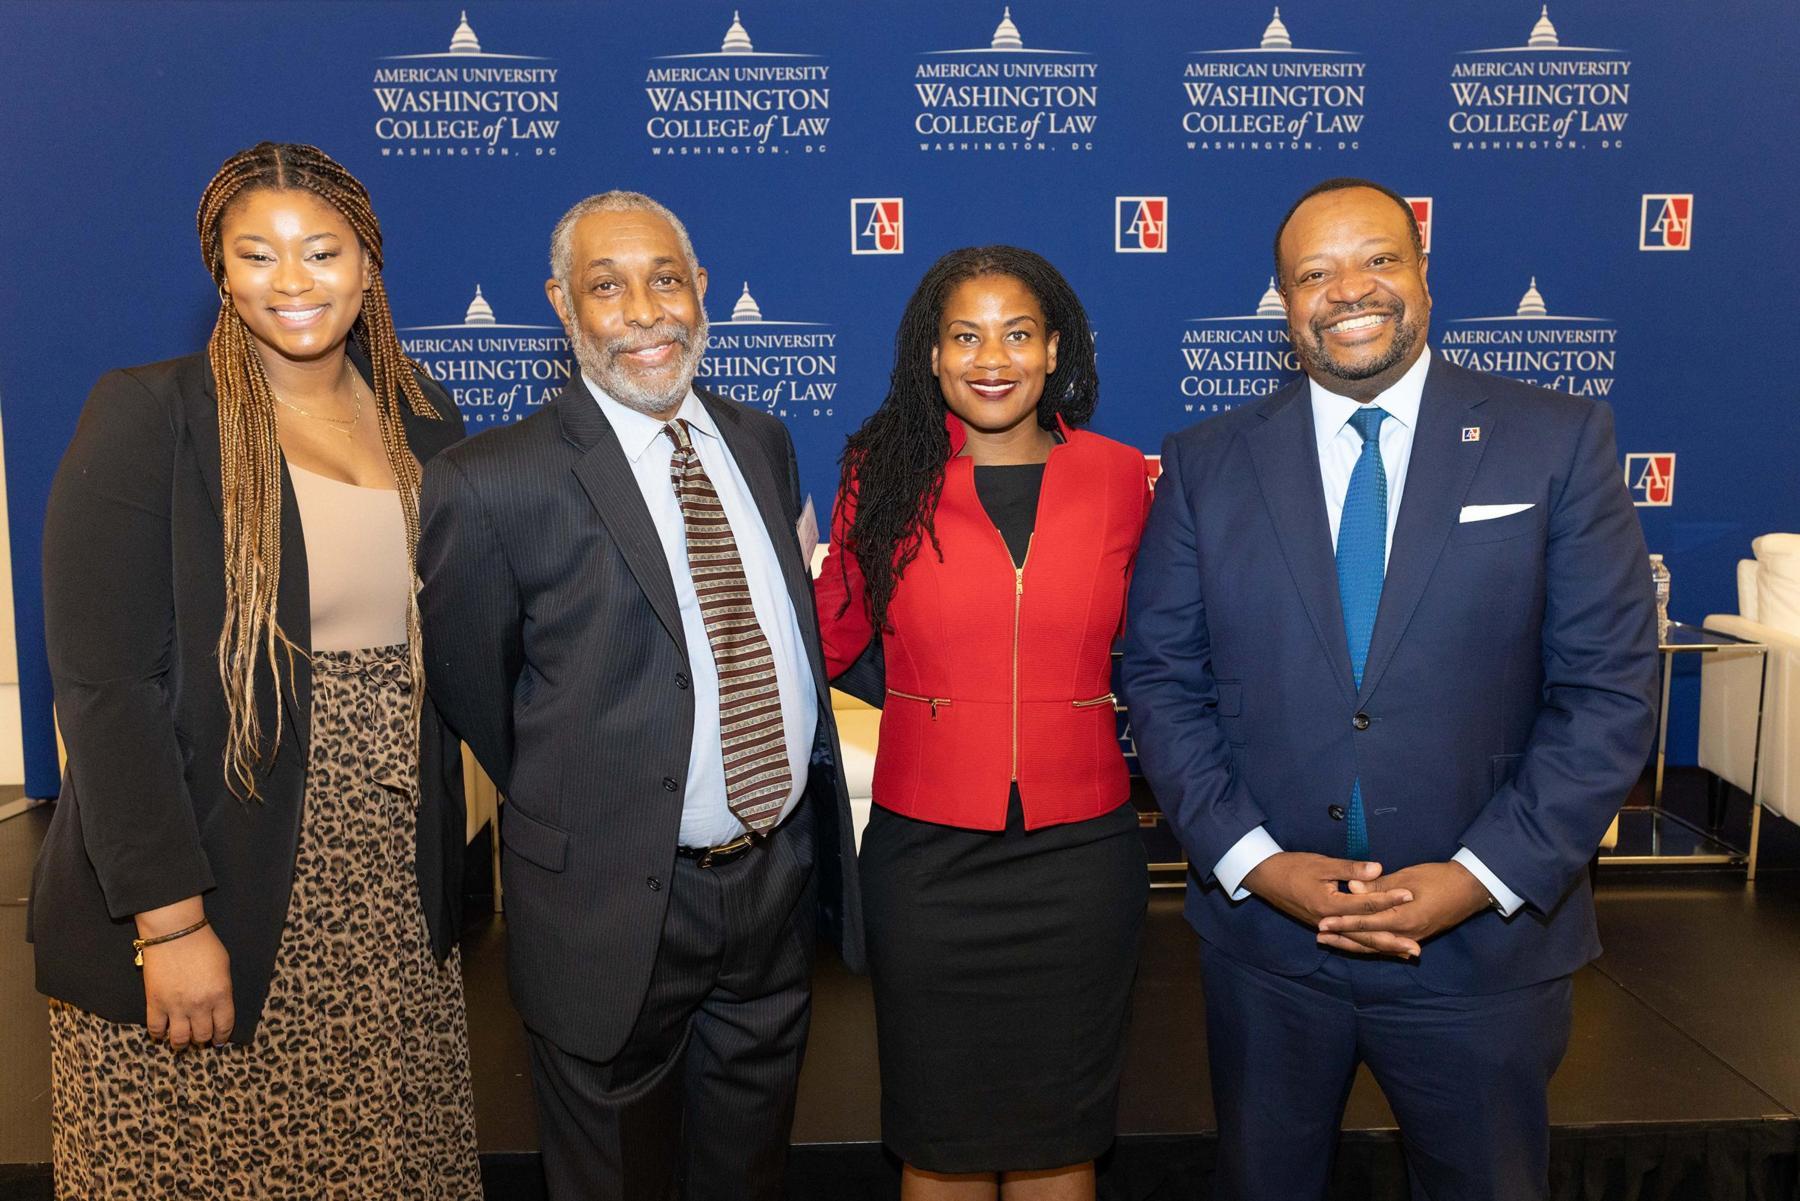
[1336,405,1388,860]
[664,419,791,835]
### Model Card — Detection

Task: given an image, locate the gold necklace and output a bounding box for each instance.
[272,367,364,439]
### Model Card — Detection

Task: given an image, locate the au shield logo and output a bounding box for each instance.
[1407,197,1433,253]
[1625,453,1676,506]
[1116,197,1168,253]
[851,198,905,254]
[1639,195,1692,251]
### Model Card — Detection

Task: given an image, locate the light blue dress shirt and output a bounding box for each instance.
[587,377,818,848]
[1210,352,1525,916]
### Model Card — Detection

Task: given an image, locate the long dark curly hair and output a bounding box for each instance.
[836,245,1099,631]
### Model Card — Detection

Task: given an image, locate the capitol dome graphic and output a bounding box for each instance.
[1449,277,1609,324]
[400,285,560,331]
[1528,6,1560,49]
[711,282,827,327]
[1463,5,1616,54]
[656,10,815,59]
[1515,277,1548,318]
[1187,278,1296,322]
[928,7,1083,55]
[731,282,763,323]
[463,285,497,325]
[448,11,481,54]
[721,11,753,54]
[383,10,545,60]
[1260,8,1293,51]
[1255,278,1286,317]
[991,7,1024,51]
[1196,8,1349,56]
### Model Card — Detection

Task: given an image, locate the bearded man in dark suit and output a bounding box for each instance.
[419,191,863,1201]
[1123,178,1658,1200]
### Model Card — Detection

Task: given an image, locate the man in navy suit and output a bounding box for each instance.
[1121,178,1658,1200]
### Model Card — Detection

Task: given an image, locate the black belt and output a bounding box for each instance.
[675,830,764,869]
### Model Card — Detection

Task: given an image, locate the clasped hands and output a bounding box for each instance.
[1241,852,1493,960]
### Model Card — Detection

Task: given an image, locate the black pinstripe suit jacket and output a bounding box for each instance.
[418,380,865,1061]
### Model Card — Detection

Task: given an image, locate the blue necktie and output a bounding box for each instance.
[1336,406,1388,860]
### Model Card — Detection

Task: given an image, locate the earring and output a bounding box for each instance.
[218,282,231,304]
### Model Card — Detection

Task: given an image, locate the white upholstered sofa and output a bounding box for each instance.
[1698,533,1800,824]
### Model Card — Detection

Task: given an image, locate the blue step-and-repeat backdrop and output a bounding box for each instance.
[2,2,1796,797]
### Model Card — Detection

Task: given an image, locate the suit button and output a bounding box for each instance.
[662,776,679,792]
[647,876,662,891]
[1352,712,1371,731]
[1328,804,1347,821]
[675,672,690,690]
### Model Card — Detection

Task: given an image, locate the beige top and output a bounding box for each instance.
[288,463,411,652]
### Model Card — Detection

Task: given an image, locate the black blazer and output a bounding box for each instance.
[28,350,468,1042]
[418,380,866,1063]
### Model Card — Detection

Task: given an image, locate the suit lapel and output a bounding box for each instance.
[191,345,468,761]
[183,353,313,759]
[398,400,462,465]
[556,382,689,654]
[701,392,830,694]
[275,460,312,760]
[1245,380,1358,707]
[184,355,226,523]
[1357,356,1491,704]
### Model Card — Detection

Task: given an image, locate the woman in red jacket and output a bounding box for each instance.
[815,246,1150,1200]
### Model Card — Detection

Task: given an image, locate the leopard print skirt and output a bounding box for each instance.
[48,645,482,1200]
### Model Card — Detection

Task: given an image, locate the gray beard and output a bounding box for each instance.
[570,314,710,416]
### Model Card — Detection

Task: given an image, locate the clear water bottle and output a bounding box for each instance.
[1649,553,1671,642]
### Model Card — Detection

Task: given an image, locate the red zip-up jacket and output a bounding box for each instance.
[814,414,1152,831]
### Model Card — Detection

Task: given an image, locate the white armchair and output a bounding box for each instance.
[1698,534,1800,824]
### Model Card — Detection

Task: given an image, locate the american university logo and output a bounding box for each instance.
[851,199,904,254]
[1640,195,1693,251]
[1440,278,1618,398]
[912,7,1098,154]
[1116,198,1168,253]
[1407,197,1434,253]
[1183,8,1369,154]
[698,282,840,419]
[399,285,568,427]
[644,11,829,156]
[1624,454,1675,506]
[1447,6,1630,152]
[372,11,558,159]
[1177,278,1300,415]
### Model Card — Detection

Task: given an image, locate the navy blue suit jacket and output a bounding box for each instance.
[1121,354,1658,994]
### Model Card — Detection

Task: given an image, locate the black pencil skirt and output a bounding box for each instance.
[860,788,1148,1174]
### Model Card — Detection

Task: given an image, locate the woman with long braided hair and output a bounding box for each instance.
[31,142,480,1198]
[813,247,1151,1200]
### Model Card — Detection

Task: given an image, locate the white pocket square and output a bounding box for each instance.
[1459,503,1535,523]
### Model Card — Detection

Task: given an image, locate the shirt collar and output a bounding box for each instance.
[1307,347,1432,437]
[581,374,718,463]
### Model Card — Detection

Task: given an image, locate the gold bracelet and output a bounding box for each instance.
[132,917,210,968]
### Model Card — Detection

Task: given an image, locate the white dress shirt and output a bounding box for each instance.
[587,377,818,847]
[1211,352,1524,916]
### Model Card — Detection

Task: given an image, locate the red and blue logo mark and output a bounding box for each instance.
[1640,195,1692,251]
[850,198,904,255]
[1116,197,1168,253]
[1625,453,1675,506]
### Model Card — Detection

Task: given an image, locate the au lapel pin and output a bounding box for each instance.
[1462,427,1481,442]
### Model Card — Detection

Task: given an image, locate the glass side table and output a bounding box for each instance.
[1599,621,1771,880]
